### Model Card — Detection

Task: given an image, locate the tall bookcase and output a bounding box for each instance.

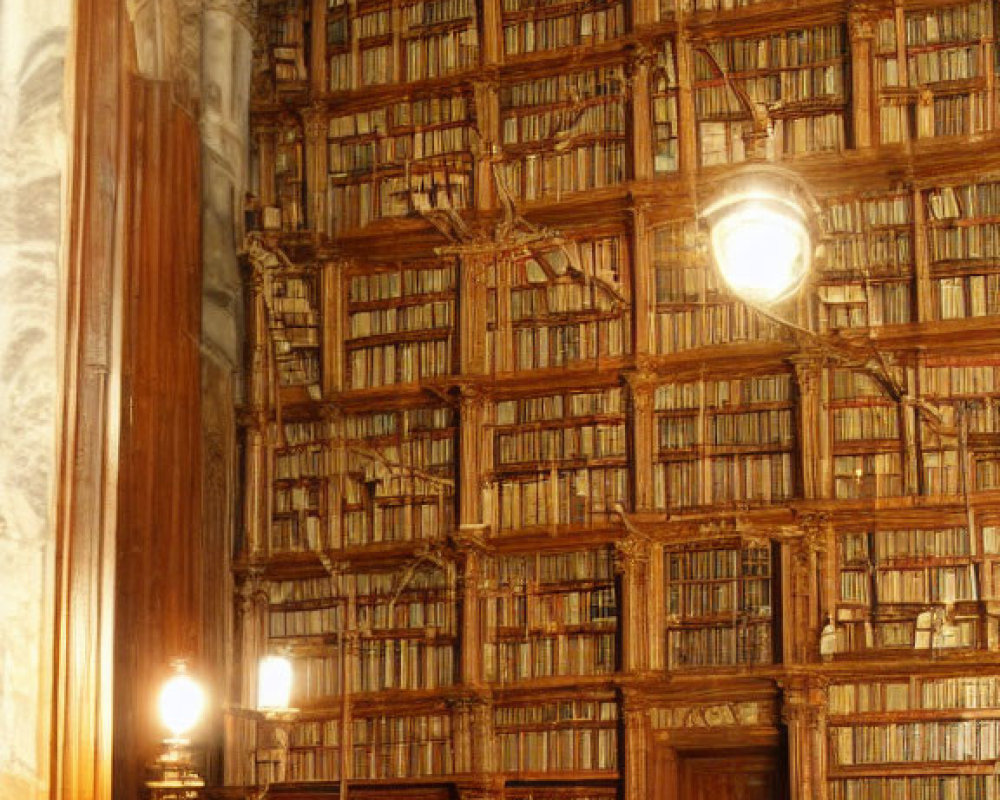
[233,0,1000,798]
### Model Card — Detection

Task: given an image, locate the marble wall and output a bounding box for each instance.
[0,0,71,798]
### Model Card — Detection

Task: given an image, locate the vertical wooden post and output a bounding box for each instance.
[674,27,698,179]
[849,11,875,149]
[913,186,933,323]
[621,691,650,800]
[303,106,329,235]
[311,0,328,92]
[781,678,829,800]
[627,373,655,512]
[459,255,490,376]
[615,537,651,674]
[629,48,653,183]
[792,353,825,500]
[474,81,500,212]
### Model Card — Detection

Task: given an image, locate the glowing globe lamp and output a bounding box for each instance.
[158,667,206,741]
[258,654,294,713]
[705,189,812,304]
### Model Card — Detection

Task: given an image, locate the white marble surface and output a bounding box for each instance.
[0,0,69,797]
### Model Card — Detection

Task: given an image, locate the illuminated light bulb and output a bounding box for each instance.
[706,189,812,304]
[158,668,206,740]
[258,655,293,712]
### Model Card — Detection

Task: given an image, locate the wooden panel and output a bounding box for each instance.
[113,75,203,800]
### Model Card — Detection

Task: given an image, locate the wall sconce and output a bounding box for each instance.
[254,654,299,789]
[146,661,207,799]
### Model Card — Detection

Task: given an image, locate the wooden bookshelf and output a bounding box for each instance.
[233,0,1000,798]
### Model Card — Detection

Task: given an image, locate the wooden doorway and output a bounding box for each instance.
[679,750,787,800]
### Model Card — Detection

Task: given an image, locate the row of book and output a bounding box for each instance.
[502,6,625,56]
[496,424,627,465]
[827,194,913,233]
[495,388,624,426]
[831,369,888,400]
[839,528,972,563]
[347,337,453,387]
[833,406,901,443]
[652,302,782,353]
[481,586,617,627]
[833,454,904,499]
[404,29,480,81]
[904,1,991,48]
[347,301,454,338]
[482,549,616,586]
[284,750,341,783]
[830,720,1000,765]
[344,407,454,439]
[343,499,453,546]
[497,728,617,772]
[356,596,452,630]
[829,677,1000,714]
[509,318,628,370]
[497,699,618,726]
[348,266,456,303]
[824,234,913,277]
[829,776,997,800]
[665,546,771,582]
[666,581,772,619]
[330,98,468,141]
[502,102,625,146]
[269,514,324,553]
[500,67,625,110]
[275,444,327,480]
[699,66,844,114]
[270,604,345,638]
[509,282,621,320]
[921,363,1000,396]
[907,45,983,85]
[274,484,322,514]
[330,127,470,173]
[483,633,616,682]
[499,137,623,196]
[356,639,456,692]
[929,180,1000,220]
[820,283,912,329]
[873,565,977,604]
[494,466,627,529]
[930,223,1000,262]
[695,25,845,76]
[402,0,475,27]
[352,713,452,744]
[351,737,453,778]
[833,615,979,651]
[665,621,772,668]
[935,274,1000,320]
[293,653,343,700]
[329,166,472,232]
[655,453,795,507]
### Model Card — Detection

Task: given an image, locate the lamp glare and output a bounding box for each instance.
[258,654,294,712]
[158,672,205,739]
[709,196,811,303]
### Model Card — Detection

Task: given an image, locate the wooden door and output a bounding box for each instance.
[680,753,785,800]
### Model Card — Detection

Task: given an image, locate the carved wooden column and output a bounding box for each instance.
[913,186,932,323]
[674,27,698,179]
[629,204,653,363]
[616,535,652,674]
[783,535,816,665]
[781,678,828,800]
[256,124,278,210]
[454,531,487,685]
[627,371,655,512]
[901,364,920,496]
[621,690,651,800]
[459,254,491,376]
[849,11,875,149]
[473,81,500,211]
[322,259,345,396]
[302,106,329,234]
[243,422,270,557]
[800,513,835,643]
[459,388,490,527]
[628,47,654,183]
[310,0,328,91]
[791,352,825,500]
[451,693,495,776]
